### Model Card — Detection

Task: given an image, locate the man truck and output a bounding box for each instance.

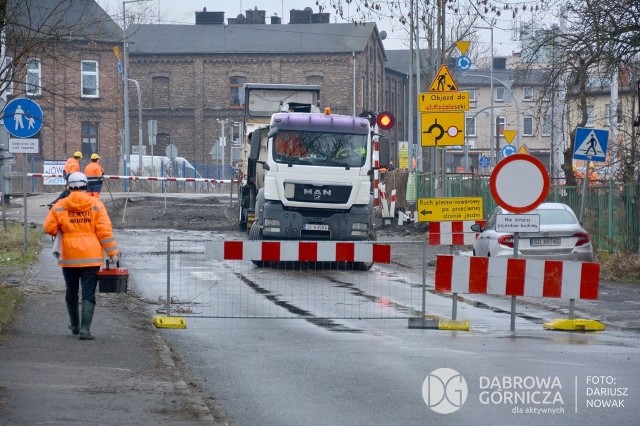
[237,83,393,250]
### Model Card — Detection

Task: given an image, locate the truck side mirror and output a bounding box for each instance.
[248,129,262,161]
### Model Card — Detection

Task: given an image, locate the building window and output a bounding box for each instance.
[523,116,534,136]
[495,87,505,102]
[81,122,98,157]
[523,87,534,101]
[465,116,476,136]
[542,113,551,136]
[496,116,506,135]
[230,76,246,106]
[26,58,41,96]
[81,60,99,97]
[152,76,170,108]
[1,56,13,95]
[467,88,477,102]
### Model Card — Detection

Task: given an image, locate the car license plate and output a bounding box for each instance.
[304,224,329,231]
[530,238,561,246]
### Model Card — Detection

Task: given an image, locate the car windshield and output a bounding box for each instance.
[534,209,577,225]
[272,130,367,168]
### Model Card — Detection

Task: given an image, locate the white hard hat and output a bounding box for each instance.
[67,172,88,189]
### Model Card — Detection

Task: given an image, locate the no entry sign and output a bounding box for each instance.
[489,154,549,213]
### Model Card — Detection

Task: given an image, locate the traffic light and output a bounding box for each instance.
[376,111,395,130]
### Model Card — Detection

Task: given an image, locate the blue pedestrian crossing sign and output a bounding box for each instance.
[573,127,608,162]
[2,97,44,138]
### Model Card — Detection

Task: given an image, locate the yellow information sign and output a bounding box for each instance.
[456,40,471,55]
[428,65,458,92]
[418,197,483,222]
[421,112,465,146]
[503,130,517,144]
[419,91,470,112]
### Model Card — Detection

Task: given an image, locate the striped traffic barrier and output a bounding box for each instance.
[427,220,486,246]
[204,240,391,263]
[27,173,239,184]
[434,254,603,331]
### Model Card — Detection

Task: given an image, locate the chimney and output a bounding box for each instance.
[195,10,225,25]
[311,13,330,23]
[289,8,312,24]
[270,15,281,25]
[493,57,507,70]
[245,8,266,24]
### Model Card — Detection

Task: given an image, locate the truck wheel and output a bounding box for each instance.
[249,223,264,267]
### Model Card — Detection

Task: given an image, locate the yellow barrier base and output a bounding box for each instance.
[152,315,187,329]
[543,318,605,332]
[438,319,470,331]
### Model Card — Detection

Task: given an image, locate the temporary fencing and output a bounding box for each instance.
[427,220,485,246]
[160,237,429,320]
[153,237,605,331]
[433,254,602,331]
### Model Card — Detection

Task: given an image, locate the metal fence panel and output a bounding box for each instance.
[165,238,429,320]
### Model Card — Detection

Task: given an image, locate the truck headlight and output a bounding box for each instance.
[351,222,369,237]
[264,218,281,233]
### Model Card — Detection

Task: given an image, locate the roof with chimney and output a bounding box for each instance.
[127,22,381,56]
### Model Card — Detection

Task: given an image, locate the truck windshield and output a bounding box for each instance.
[272,130,367,168]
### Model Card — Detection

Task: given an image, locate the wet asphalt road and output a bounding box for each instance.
[9,193,640,425]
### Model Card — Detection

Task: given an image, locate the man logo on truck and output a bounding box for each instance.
[305,188,332,200]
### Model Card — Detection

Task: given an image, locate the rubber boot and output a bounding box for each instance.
[66,301,79,335]
[79,300,95,340]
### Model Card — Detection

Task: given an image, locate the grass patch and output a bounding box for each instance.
[0,222,42,339]
[598,251,640,283]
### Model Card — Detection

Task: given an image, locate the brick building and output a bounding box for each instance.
[126,9,393,177]
[2,0,122,173]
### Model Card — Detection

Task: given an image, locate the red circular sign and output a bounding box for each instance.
[489,154,549,213]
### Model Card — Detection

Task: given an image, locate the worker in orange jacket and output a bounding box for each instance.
[43,172,120,340]
[48,151,83,207]
[64,151,82,180]
[84,153,105,197]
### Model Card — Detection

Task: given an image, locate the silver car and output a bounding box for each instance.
[472,203,595,262]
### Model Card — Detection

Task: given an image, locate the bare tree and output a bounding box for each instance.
[517,0,640,184]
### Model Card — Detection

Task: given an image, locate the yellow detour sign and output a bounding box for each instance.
[428,65,458,92]
[418,197,483,222]
[418,91,470,112]
[456,40,471,55]
[503,129,517,144]
[421,112,465,146]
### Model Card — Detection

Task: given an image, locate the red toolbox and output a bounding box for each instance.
[97,261,129,293]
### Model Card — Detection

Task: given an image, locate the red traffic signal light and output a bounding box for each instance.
[376,111,395,130]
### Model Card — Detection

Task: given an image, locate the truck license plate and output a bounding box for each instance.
[304,224,329,231]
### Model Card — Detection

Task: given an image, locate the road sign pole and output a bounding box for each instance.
[579,159,591,222]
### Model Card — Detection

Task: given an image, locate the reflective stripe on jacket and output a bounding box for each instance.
[43,190,119,268]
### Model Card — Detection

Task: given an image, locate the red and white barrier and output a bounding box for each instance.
[435,255,600,300]
[428,220,485,246]
[27,173,238,184]
[204,240,391,263]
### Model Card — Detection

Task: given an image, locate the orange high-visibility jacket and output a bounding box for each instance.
[63,157,80,178]
[84,161,105,192]
[43,191,119,267]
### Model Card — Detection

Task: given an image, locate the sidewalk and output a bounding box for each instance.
[0,195,220,425]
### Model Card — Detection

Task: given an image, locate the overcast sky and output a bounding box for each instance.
[98,0,523,55]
